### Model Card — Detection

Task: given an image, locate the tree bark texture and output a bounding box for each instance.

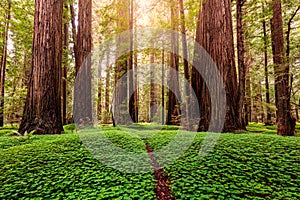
[236,0,246,129]
[193,0,242,132]
[271,0,295,136]
[166,0,181,126]
[0,0,11,127]
[74,0,93,126]
[19,0,64,134]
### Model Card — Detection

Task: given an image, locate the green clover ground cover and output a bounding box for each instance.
[0,126,155,199]
[1,124,300,199]
[154,133,300,199]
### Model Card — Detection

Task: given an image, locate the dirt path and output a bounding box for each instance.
[145,143,174,200]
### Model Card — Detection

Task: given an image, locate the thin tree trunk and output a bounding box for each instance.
[70,2,77,71]
[150,52,159,121]
[128,0,136,123]
[19,0,64,134]
[161,49,165,125]
[98,62,102,122]
[133,51,139,122]
[271,0,295,136]
[0,0,11,127]
[104,51,111,124]
[179,0,191,129]
[262,5,272,125]
[62,2,69,125]
[236,0,246,129]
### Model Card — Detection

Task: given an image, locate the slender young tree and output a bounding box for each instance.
[179,0,191,129]
[271,0,295,136]
[0,0,11,127]
[262,4,272,125]
[62,2,69,125]
[236,0,246,128]
[19,0,64,134]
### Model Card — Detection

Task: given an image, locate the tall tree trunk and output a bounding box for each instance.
[195,0,242,132]
[70,2,77,60]
[19,0,64,134]
[0,0,11,127]
[133,51,139,123]
[191,2,205,130]
[150,52,159,121]
[128,0,136,123]
[179,0,191,129]
[166,0,180,126]
[245,66,252,124]
[104,56,111,124]
[297,98,300,122]
[271,0,295,136]
[236,0,246,129]
[161,49,165,125]
[74,0,93,126]
[62,2,69,125]
[262,8,272,125]
[113,0,130,125]
[98,62,102,122]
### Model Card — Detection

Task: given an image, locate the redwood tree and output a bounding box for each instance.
[74,0,93,126]
[271,0,295,136]
[0,0,11,127]
[19,0,64,134]
[166,0,181,125]
[193,0,244,132]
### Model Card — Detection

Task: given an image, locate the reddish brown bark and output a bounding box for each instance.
[166,0,181,126]
[74,0,93,126]
[113,0,130,125]
[271,0,295,136]
[262,6,272,125]
[236,0,246,129]
[19,0,64,134]
[0,0,11,127]
[193,0,242,132]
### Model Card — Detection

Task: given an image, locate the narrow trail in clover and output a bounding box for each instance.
[145,143,175,200]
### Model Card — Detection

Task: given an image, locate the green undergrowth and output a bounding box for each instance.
[157,133,300,199]
[247,122,300,136]
[0,127,155,199]
[0,124,300,199]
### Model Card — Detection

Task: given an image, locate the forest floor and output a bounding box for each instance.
[0,123,299,199]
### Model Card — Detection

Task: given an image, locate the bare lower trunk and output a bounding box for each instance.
[19,0,64,134]
[74,0,93,126]
[236,0,246,129]
[179,0,191,129]
[271,0,295,136]
[0,1,11,127]
[166,1,180,125]
[62,2,69,125]
[194,0,242,132]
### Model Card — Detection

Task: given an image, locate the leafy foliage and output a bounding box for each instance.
[0,124,299,199]
[0,129,155,199]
